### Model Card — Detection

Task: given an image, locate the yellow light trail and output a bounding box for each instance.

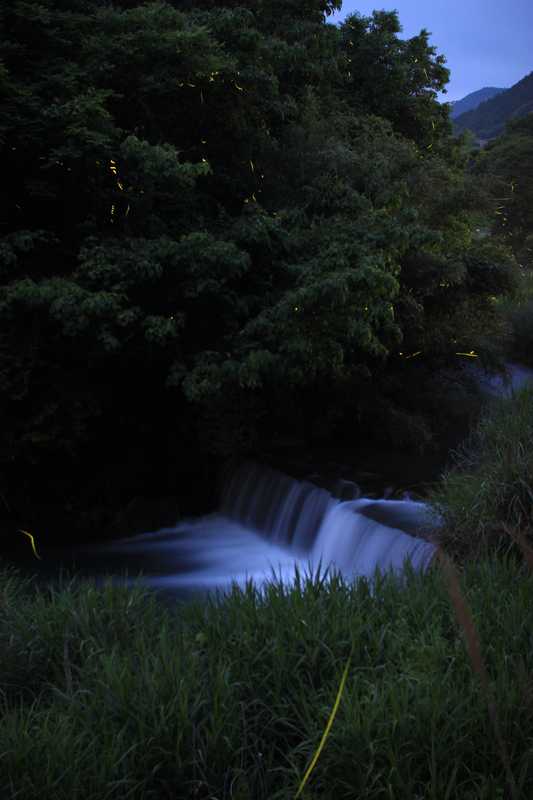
[294,651,352,798]
[18,530,42,560]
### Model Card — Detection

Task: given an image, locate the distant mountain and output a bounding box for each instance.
[453,71,533,142]
[449,87,506,120]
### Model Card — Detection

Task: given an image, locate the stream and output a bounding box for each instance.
[3,361,532,608]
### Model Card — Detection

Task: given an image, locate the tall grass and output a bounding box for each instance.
[427,386,533,563]
[1,551,533,800]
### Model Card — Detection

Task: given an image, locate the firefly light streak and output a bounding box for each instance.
[18,529,42,560]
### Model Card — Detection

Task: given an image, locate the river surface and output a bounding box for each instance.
[3,361,532,608]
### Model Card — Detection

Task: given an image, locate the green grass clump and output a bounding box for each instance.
[427,386,533,563]
[1,555,533,799]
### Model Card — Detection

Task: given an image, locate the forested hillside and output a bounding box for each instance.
[453,71,533,141]
[449,86,505,120]
[0,0,519,544]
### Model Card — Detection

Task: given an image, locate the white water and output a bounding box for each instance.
[17,361,533,605]
[85,461,442,603]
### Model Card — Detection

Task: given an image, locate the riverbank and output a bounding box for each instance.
[2,385,533,799]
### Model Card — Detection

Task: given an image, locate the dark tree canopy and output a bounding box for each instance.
[0,0,517,542]
[336,11,452,148]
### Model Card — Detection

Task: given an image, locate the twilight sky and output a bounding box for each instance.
[329,0,533,102]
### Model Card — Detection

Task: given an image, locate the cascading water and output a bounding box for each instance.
[85,461,442,603]
[9,362,533,604]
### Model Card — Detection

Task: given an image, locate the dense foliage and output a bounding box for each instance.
[470,112,533,364]
[474,113,533,267]
[0,0,519,542]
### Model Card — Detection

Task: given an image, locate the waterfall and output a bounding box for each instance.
[87,461,442,602]
[220,460,335,552]
[310,497,438,580]
[220,460,438,582]
[21,363,533,603]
